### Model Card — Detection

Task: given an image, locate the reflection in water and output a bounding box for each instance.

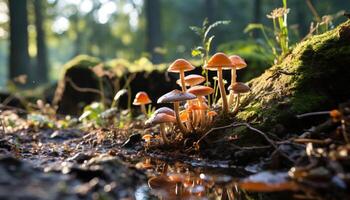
[135,158,299,200]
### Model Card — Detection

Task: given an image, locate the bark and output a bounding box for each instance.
[8,0,30,82]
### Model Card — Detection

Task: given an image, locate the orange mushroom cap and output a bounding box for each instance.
[168,59,195,73]
[179,110,189,122]
[229,55,247,70]
[176,74,205,87]
[187,85,214,97]
[204,52,234,70]
[142,134,153,142]
[133,91,152,105]
[207,110,218,117]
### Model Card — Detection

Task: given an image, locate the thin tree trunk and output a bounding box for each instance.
[252,0,261,38]
[34,0,49,83]
[145,0,162,64]
[9,0,30,83]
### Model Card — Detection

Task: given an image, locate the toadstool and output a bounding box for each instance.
[204,53,234,114]
[157,89,196,135]
[228,55,247,107]
[145,113,176,144]
[228,82,250,114]
[133,91,152,116]
[168,59,195,92]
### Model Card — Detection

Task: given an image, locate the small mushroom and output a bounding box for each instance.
[168,59,195,92]
[133,91,152,116]
[176,74,205,89]
[228,55,247,107]
[145,113,176,144]
[207,110,218,125]
[187,85,214,130]
[154,107,175,116]
[204,53,234,114]
[157,89,196,135]
[228,82,250,113]
[142,134,153,146]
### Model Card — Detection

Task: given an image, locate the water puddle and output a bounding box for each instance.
[132,157,299,200]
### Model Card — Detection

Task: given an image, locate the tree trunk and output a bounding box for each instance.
[145,0,162,64]
[8,0,30,83]
[34,0,49,84]
[252,0,261,38]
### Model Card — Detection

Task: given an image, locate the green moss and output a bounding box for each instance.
[236,20,350,131]
[63,55,100,71]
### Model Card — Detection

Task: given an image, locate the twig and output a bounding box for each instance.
[66,77,103,95]
[296,111,330,119]
[0,117,5,135]
[196,122,295,163]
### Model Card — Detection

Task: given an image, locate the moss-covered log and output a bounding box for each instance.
[236,20,350,133]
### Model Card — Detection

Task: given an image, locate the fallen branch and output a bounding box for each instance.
[296,111,330,119]
[196,122,296,163]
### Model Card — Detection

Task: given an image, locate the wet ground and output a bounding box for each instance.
[0,108,349,200]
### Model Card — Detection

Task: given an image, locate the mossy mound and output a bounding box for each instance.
[236,20,350,132]
[53,55,102,114]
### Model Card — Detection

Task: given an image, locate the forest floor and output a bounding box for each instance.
[0,102,349,200]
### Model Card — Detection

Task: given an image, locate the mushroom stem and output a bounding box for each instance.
[160,123,170,144]
[228,69,237,109]
[198,98,206,130]
[179,70,187,92]
[174,102,189,134]
[140,104,147,116]
[232,94,241,114]
[217,67,228,114]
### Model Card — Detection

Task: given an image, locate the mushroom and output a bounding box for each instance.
[142,134,153,147]
[228,55,247,107]
[157,89,196,135]
[228,82,250,113]
[168,59,195,92]
[207,110,218,125]
[187,86,214,130]
[145,113,176,144]
[154,107,175,116]
[204,53,234,114]
[176,74,205,89]
[133,91,152,116]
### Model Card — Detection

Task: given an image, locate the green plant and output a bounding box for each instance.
[190,19,230,104]
[245,0,290,63]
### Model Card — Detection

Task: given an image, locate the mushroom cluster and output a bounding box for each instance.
[133,52,250,145]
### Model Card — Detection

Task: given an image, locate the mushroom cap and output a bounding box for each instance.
[204,52,234,71]
[207,110,218,117]
[176,74,205,87]
[228,82,250,93]
[133,91,152,105]
[187,85,214,97]
[157,89,196,104]
[168,59,195,73]
[154,107,175,116]
[142,134,153,141]
[199,102,209,110]
[179,110,189,122]
[145,113,176,126]
[229,55,247,70]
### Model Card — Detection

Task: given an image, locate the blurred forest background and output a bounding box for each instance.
[0,0,348,88]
